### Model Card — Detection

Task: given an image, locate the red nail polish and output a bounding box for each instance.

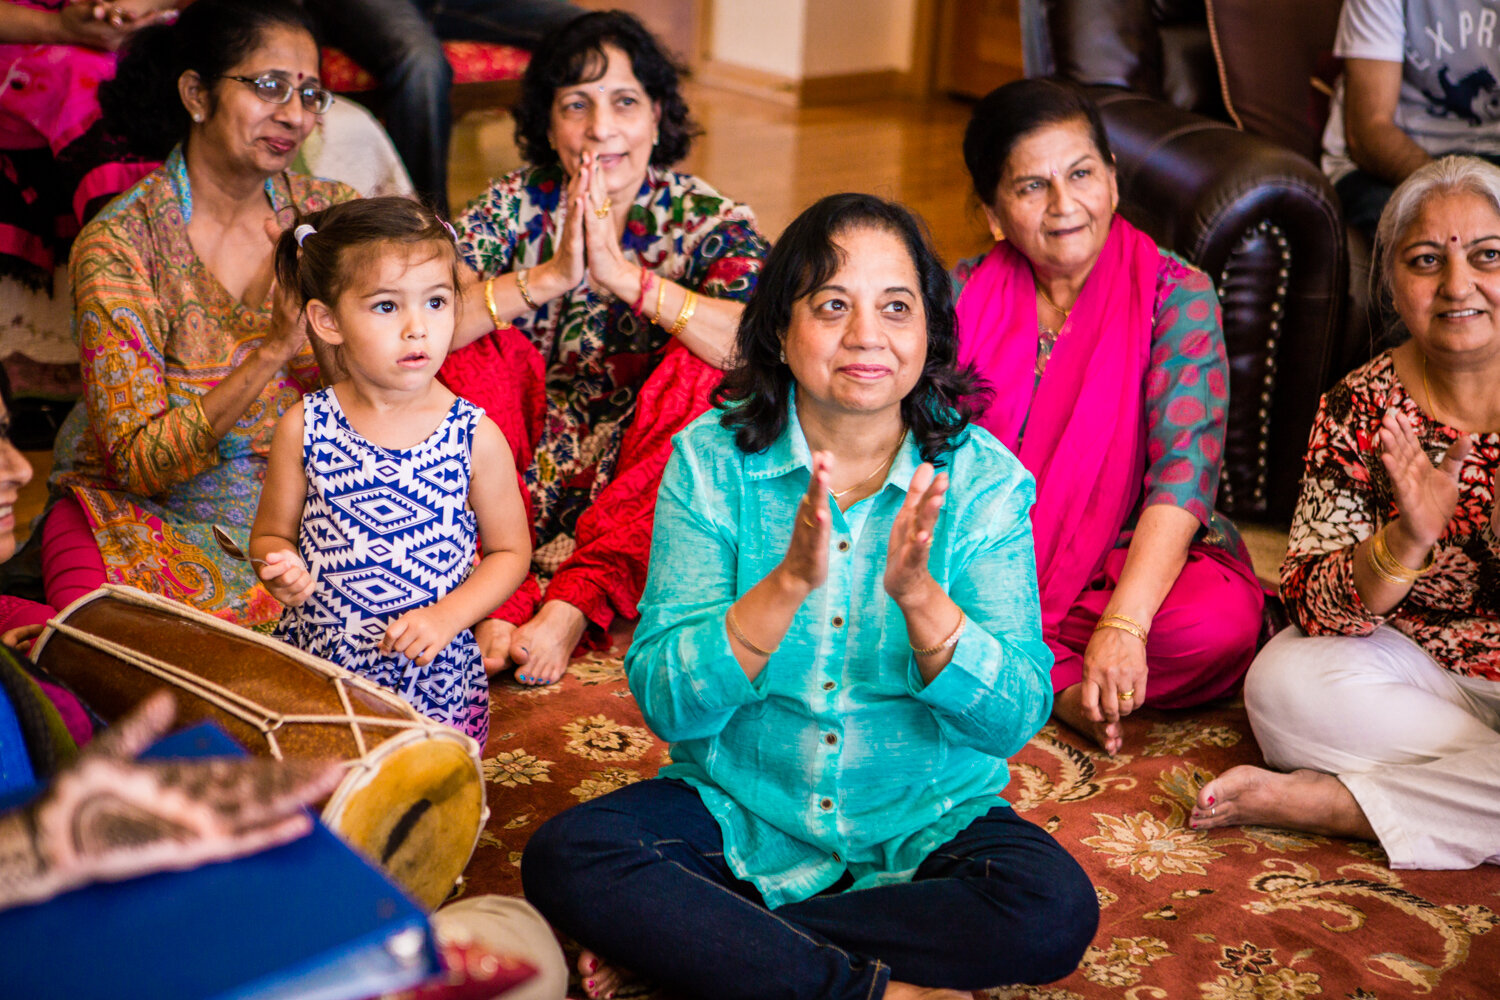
[1207,795,1215,805]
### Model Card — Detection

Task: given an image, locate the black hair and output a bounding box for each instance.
[100,0,318,159]
[962,78,1113,205]
[273,197,461,315]
[513,9,699,169]
[713,193,986,467]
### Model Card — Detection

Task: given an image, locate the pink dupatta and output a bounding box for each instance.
[956,216,1160,659]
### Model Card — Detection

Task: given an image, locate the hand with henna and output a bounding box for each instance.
[0,692,343,911]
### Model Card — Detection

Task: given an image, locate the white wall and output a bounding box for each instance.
[707,0,916,79]
[709,0,807,78]
[802,0,916,76]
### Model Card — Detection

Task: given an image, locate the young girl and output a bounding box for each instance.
[251,197,530,745]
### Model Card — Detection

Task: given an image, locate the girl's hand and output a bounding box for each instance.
[778,452,832,594]
[1081,623,1149,737]
[884,463,946,606]
[1378,408,1471,551]
[0,623,44,653]
[581,158,635,299]
[382,606,461,667]
[257,549,314,607]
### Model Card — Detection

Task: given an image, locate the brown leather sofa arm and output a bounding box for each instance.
[1087,86,1346,522]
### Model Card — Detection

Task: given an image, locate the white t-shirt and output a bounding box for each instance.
[1322,0,1500,183]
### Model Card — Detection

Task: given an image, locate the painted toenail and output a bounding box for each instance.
[586,979,594,989]
[1207,795,1216,805]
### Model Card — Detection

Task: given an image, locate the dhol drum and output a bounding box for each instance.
[31,585,487,909]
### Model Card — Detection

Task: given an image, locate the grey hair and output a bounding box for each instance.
[1374,155,1500,299]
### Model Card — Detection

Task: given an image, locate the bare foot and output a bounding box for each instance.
[883,982,971,1000]
[475,619,516,678]
[1190,765,1376,839]
[577,950,630,999]
[508,600,588,685]
[1054,683,1124,755]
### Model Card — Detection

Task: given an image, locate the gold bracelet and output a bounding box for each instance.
[1097,612,1149,637]
[654,276,667,323]
[483,276,501,329]
[515,268,539,310]
[1374,524,1435,577]
[726,605,777,657]
[667,289,698,337]
[1365,540,1410,586]
[1095,618,1147,644]
[911,608,966,656]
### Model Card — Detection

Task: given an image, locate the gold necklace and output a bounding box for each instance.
[1421,353,1448,427]
[1036,284,1071,324]
[830,430,907,500]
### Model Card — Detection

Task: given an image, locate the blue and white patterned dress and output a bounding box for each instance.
[274,388,489,744]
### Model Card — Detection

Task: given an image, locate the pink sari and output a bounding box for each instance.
[956,216,1160,663]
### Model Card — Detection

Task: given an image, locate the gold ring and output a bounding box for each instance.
[593,198,612,219]
[800,516,815,529]
[1120,688,1135,700]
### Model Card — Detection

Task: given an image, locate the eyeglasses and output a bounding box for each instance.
[221,73,335,114]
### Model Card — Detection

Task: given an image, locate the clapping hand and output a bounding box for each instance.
[883,463,947,605]
[1378,407,1472,552]
[780,452,833,593]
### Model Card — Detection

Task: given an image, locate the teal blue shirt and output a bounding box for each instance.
[625,400,1054,910]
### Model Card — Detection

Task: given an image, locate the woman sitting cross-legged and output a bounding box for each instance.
[954,78,1266,754]
[441,10,769,685]
[1194,156,1500,868]
[521,194,1099,1000]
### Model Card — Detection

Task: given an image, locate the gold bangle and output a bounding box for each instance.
[1375,524,1435,577]
[515,268,539,311]
[1097,612,1149,637]
[654,276,667,323]
[1095,619,1147,644]
[1367,526,1426,586]
[667,289,698,337]
[726,605,777,657]
[911,608,966,656]
[483,276,501,329]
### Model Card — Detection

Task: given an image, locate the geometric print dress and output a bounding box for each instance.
[273,388,489,743]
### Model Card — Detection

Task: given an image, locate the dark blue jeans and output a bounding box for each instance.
[304,0,582,209]
[521,778,1099,1000]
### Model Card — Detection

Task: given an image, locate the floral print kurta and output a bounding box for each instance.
[1281,352,1500,680]
[51,147,355,625]
[454,163,767,572]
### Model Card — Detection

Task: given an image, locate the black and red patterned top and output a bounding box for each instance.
[1281,351,1500,680]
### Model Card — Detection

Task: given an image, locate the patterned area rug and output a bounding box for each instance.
[457,651,1500,1000]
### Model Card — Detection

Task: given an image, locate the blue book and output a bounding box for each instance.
[0,723,440,1000]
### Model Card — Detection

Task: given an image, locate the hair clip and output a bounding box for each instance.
[441,220,458,241]
[294,223,317,247]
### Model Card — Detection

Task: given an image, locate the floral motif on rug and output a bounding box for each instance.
[455,657,1500,999]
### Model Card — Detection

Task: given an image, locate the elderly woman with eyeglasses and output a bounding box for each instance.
[42,0,355,626]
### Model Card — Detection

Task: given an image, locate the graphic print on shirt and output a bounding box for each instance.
[274,388,489,742]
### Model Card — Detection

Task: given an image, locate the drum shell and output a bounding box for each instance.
[31,585,486,908]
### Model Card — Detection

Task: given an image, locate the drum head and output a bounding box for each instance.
[325,733,485,909]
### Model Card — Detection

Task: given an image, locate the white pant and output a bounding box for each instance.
[431,895,568,1000]
[1245,626,1500,869]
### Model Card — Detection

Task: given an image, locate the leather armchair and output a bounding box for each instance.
[1020,0,1348,522]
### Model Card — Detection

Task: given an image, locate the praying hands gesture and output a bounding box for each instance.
[0,692,343,911]
[524,153,637,305]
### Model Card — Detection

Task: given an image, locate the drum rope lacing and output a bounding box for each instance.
[50,622,432,761]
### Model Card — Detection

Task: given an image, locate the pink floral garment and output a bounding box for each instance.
[1281,351,1500,680]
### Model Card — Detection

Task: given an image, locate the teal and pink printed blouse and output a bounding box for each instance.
[953,246,1242,557]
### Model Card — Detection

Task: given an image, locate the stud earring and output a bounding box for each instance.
[192,112,203,123]
[990,227,1005,242]
[778,346,787,364]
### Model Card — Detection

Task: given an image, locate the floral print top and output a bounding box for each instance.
[455,164,768,566]
[1281,352,1500,680]
[954,247,1242,556]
